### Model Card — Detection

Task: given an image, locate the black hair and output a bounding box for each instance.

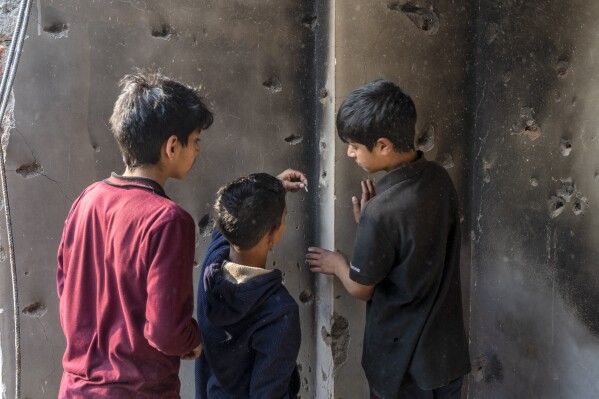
[336,79,417,152]
[215,173,286,251]
[109,70,214,168]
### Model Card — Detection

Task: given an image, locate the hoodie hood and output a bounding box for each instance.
[203,261,283,326]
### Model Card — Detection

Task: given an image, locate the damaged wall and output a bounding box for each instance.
[469,1,599,397]
[1,0,599,398]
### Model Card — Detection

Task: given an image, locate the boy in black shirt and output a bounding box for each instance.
[306,80,470,399]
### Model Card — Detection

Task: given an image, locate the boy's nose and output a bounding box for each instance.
[347,146,355,157]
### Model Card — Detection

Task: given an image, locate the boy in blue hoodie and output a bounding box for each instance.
[196,173,301,399]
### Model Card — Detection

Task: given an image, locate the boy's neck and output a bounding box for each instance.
[123,164,168,188]
[383,149,418,172]
[228,247,268,269]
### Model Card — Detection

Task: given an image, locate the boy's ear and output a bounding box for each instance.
[163,135,179,160]
[376,138,395,155]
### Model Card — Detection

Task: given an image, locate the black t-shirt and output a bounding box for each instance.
[350,153,471,397]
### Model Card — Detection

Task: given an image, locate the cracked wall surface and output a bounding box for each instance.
[1,0,599,398]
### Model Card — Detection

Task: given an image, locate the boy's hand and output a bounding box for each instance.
[305,247,348,276]
[277,169,308,192]
[352,179,376,223]
[181,343,202,360]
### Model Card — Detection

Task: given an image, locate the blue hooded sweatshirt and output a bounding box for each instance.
[195,229,301,399]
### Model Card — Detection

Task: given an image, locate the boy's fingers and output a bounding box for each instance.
[366,179,376,196]
[352,196,361,223]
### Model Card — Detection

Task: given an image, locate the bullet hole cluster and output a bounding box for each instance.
[548,178,588,218]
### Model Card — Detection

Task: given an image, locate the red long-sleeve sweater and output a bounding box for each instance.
[57,174,201,398]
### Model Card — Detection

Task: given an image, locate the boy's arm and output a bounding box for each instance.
[306,248,375,301]
[250,305,301,399]
[144,213,202,356]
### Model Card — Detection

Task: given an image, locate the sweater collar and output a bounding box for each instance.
[103,172,169,199]
[375,151,427,194]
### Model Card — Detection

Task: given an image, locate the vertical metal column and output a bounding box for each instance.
[313,0,335,397]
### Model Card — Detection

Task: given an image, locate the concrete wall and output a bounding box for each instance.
[1,0,599,398]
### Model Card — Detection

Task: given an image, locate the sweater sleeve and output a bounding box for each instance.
[144,210,202,356]
[249,304,301,399]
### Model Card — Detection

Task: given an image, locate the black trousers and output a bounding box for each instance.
[370,376,463,399]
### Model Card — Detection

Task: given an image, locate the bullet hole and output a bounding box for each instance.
[322,170,327,178]
[594,172,599,181]
[320,141,327,150]
[272,260,277,266]
[556,58,569,79]
[573,197,588,216]
[319,88,329,105]
[321,325,332,346]
[547,196,565,219]
[284,134,303,145]
[436,153,454,169]
[530,178,538,187]
[331,313,350,370]
[198,214,215,237]
[22,302,47,318]
[388,1,440,35]
[297,363,303,372]
[302,377,308,387]
[24,271,30,276]
[299,290,313,304]
[416,124,435,152]
[193,260,200,268]
[484,22,499,45]
[92,145,102,153]
[393,337,399,343]
[0,246,5,262]
[519,107,542,141]
[151,23,176,40]
[43,23,70,39]
[322,369,328,381]
[262,76,282,93]
[302,15,318,30]
[560,139,572,156]
[16,162,43,178]
[556,179,576,202]
[571,96,577,107]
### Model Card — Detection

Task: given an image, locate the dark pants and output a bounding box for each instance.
[370,376,463,399]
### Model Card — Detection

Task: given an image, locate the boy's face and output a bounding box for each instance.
[346,141,383,173]
[173,129,202,179]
